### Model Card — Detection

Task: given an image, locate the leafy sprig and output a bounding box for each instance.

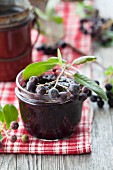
[0,104,29,148]
[0,104,18,142]
[23,49,107,101]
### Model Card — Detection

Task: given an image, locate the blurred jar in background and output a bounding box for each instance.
[0,0,39,82]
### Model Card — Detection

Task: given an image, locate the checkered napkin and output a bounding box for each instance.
[0,2,93,154]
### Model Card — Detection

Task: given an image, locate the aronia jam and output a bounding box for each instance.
[15,70,84,140]
[0,4,38,81]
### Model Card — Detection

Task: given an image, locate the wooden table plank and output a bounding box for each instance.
[17,155,41,170]
[0,155,17,170]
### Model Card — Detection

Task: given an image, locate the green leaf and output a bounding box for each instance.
[23,57,66,80]
[74,73,107,101]
[34,8,48,20]
[57,49,63,66]
[0,133,3,140]
[52,15,63,24]
[0,106,4,123]
[72,56,96,65]
[84,5,94,12]
[105,66,113,75]
[3,104,18,129]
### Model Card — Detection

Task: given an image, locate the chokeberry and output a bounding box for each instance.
[82,86,89,94]
[87,89,92,97]
[105,83,112,91]
[80,19,88,24]
[36,44,46,51]
[90,95,98,102]
[108,99,113,108]
[79,25,84,31]
[21,134,29,143]
[10,121,19,130]
[70,94,79,101]
[58,92,67,103]
[97,99,104,108]
[106,91,113,99]
[43,46,54,55]
[69,83,80,95]
[10,135,17,143]
[59,75,66,82]
[36,86,46,95]
[26,81,36,92]
[57,40,67,48]
[29,76,39,84]
[95,80,100,85]
[83,29,88,35]
[48,88,59,100]
[79,93,87,102]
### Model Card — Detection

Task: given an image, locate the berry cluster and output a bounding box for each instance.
[36,40,67,55]
[105,83,113,108]
[89,81,113,108]
[79,9,113,46]
[0,121,29,149]
[25,69,90,103]
[89,80,104,108]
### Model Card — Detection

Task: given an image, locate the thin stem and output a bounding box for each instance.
[57,83,69,91]
[36,80,56,86]
[94,61,106,70]
[2,128,10,139]
[67,43,87,56]
[54,66,66,88]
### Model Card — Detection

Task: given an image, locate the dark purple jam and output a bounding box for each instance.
[16,70,87,140]
[18,94,83,140]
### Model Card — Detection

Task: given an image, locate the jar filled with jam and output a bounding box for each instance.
[0,0,39,81]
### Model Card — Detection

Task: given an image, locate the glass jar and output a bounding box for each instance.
[15,70,83,140]
[0,0,39,81]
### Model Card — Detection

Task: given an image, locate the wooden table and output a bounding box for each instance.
[0,1,113,169]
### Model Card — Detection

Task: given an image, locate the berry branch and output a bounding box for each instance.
[0,105,29,149]
[54,65,67,88]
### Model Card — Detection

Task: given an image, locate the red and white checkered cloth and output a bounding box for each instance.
[0,2,93,154]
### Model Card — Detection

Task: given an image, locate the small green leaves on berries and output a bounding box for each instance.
[21,134,29,143]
